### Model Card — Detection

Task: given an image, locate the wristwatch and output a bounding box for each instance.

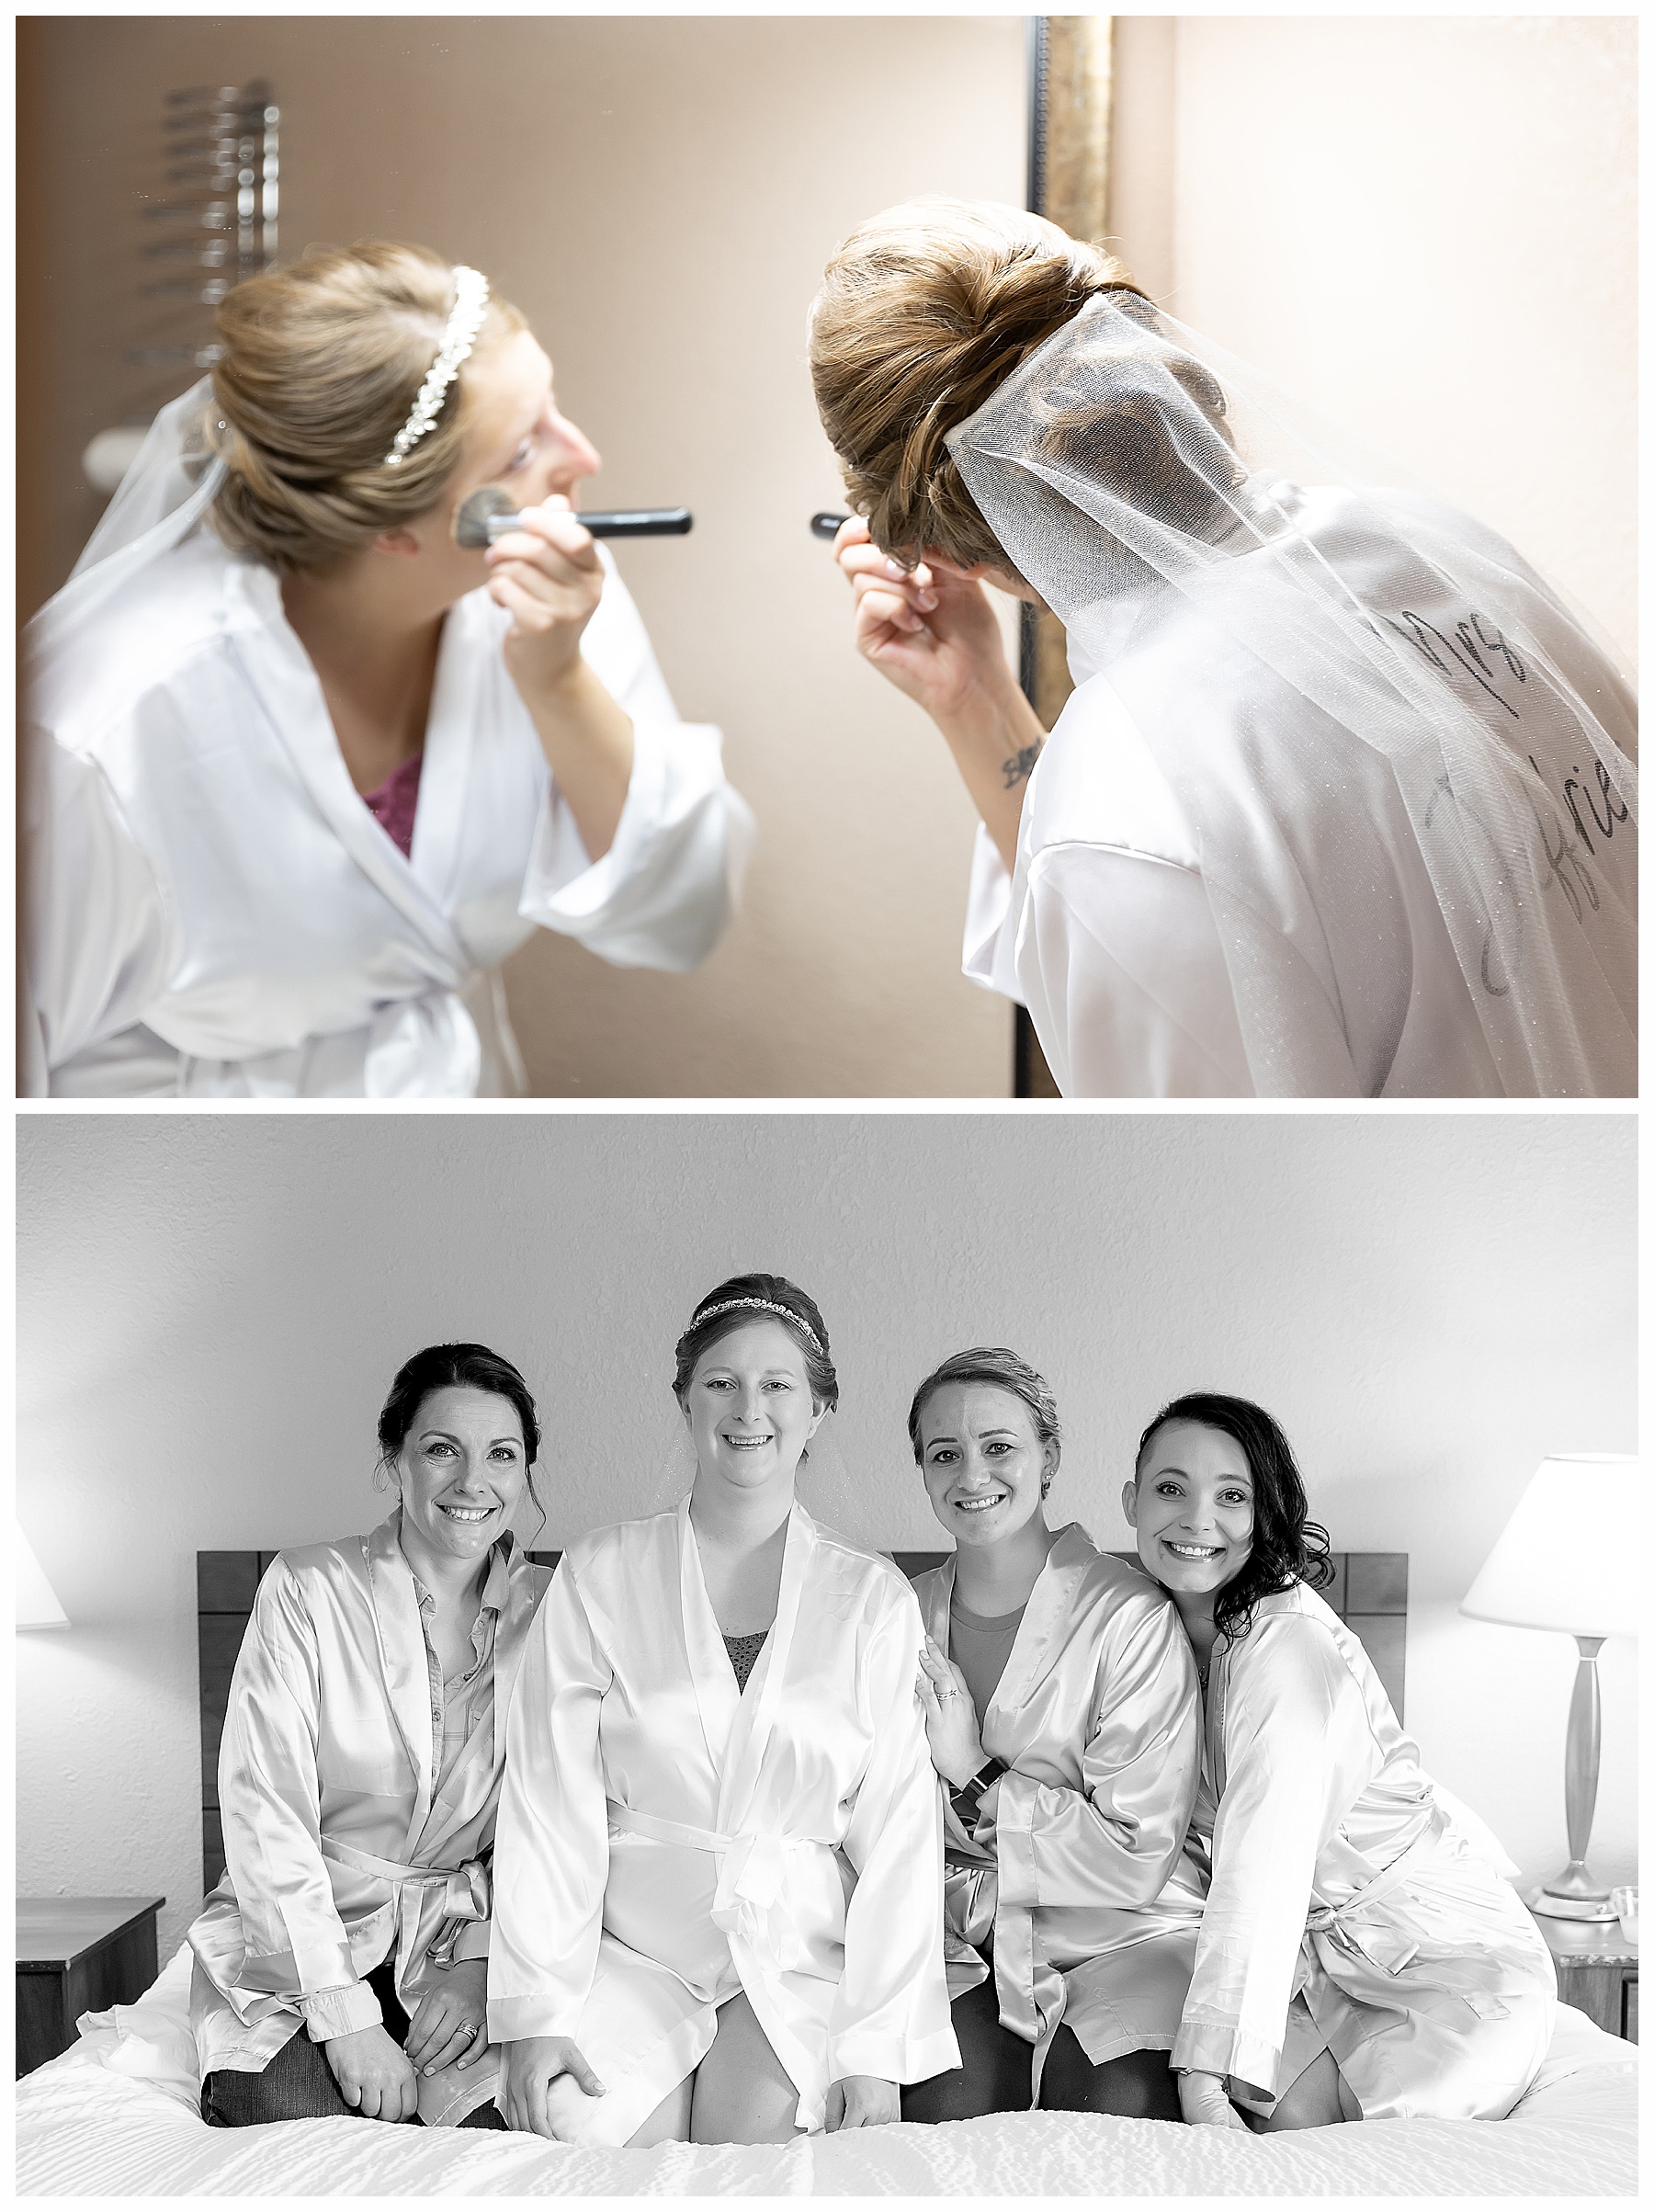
[948,1755,1008,1829]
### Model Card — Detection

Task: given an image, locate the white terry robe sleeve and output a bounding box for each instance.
[1173,1615,1381,2093]
[486,1561,612,2047]
[517,560,755,970]
[23,723,179,1087]
[963,823,1256,1097]
[217,1565,384,2043]
[828,1596,959,2089]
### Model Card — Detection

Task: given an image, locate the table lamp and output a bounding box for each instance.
[16,1522,69,1630]
[1460,1453,1637,1920]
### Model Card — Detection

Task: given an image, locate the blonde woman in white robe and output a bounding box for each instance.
[24,242,753,1098]
[488,1273,958,2144]
[1125,1391,1557,2129]
[902,1347,1204,2124]
[189,1344,552,2128]
[811,200,1636,1100]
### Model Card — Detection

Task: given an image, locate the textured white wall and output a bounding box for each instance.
[1111,14,1637,665]
[17,1110,1636,1959]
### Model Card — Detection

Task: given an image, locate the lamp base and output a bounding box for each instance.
[1530,1879,1617,1923]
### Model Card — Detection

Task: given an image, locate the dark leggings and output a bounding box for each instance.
[201,1955,509,2128]
[901,1973,1182,2125]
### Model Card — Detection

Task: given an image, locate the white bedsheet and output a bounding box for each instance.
[16,1945,1637,2196]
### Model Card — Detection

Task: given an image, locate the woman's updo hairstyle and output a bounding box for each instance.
[809,197,1148,570]
[907,1345,1060,1469]
[1135,1391,1333,1644]
[376,1342,541,1481]
[673,1274,840,1413]
[207,242,527,572]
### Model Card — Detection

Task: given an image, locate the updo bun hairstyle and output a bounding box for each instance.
[809,198,1148,572]
[907,1345,1061,1496]
[207,241,527,573]
[375,1341,544,1536]
[673,1273,840,1414]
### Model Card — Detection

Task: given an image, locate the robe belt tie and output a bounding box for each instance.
[606,1801,834,1959]
[319,1837,491,1966]
[1300,1812,1512,2020]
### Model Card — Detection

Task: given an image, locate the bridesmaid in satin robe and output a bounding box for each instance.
[188,1342,551,2127]
[1126,1391,1557,2130]
[489,1273,957,2146]
[902,1347,1206,2123]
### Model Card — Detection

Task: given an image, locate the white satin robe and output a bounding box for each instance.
[187,1514,551,2126]
[1174,1582,1557,2119]
[26,528,754,1096]
[487,1498,958,2141]
[915,1527,1206,2099]
[964,491,1637,1098]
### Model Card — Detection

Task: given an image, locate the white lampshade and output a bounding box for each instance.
[1461,1454,1639,1640]
[16,1523,69,1630]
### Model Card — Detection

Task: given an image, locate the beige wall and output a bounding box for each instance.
[17,16,1025,1097]
[1110,15,1637,666]
[17,1111,1637,1961]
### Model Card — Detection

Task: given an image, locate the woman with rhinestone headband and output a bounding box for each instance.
[23,243,753,1096]
[810,199,1636,1098]
[487,1274,958,2144]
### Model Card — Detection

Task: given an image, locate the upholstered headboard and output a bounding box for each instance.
[197,1547,1407,1896]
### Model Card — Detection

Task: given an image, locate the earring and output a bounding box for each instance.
[1040,1474,1053,1498]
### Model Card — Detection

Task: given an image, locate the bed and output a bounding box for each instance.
[17,1546,1637,2195]
[14,1945,1639,2195]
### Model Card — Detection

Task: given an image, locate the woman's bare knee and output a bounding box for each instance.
[689,1991,802,2145]
[626,2072,694,2147]
[1252,2048,1348,2133]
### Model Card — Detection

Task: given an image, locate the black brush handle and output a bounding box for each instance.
[580,507,693,539]
[810,510,852,539]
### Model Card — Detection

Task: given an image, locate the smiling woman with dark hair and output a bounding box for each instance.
[1127,1391,1558,2133]
[187,1342,551,2129]
[901,1348,1205,2127]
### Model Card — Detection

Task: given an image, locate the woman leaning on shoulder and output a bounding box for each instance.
[1125,1391,1557,2129]
[903,1347,1206,2125]
[488,1274,958,2145]
[188,1344,552,2127]
[25,243,753,1098]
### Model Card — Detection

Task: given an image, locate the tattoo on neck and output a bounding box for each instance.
[1001,740,1045,790]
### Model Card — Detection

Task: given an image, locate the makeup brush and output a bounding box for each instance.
[455,486,693,550]
[810,511,852,539]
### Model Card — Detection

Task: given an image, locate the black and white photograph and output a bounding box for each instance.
[12,8,1639,2204]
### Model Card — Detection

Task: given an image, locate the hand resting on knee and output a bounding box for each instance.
[324,2023,420,2122]
[503,2036,608,2138]
[824,2075,901,2130]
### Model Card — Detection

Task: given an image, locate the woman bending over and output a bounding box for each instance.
[488,1274,957,2143]
[189,1344,552,2126]
[1126,1391,1556,2128]
[904,1347,1205,2125]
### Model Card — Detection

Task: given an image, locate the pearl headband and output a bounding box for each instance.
[693,1298,824,1356]
[381,266,490,468]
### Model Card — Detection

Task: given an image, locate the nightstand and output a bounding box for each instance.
[1532,1911,1638,2042]
[16,1895,165,2077]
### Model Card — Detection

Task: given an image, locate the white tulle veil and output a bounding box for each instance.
[25,378,226,727]
[947,294,1637,1096]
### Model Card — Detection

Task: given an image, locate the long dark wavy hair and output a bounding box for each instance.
[1135,1391,1332,1645]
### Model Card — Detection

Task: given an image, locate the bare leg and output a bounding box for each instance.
[626,2071,695,2148]
[689,1991,803,2145]
[1249,2048,1351,2133]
